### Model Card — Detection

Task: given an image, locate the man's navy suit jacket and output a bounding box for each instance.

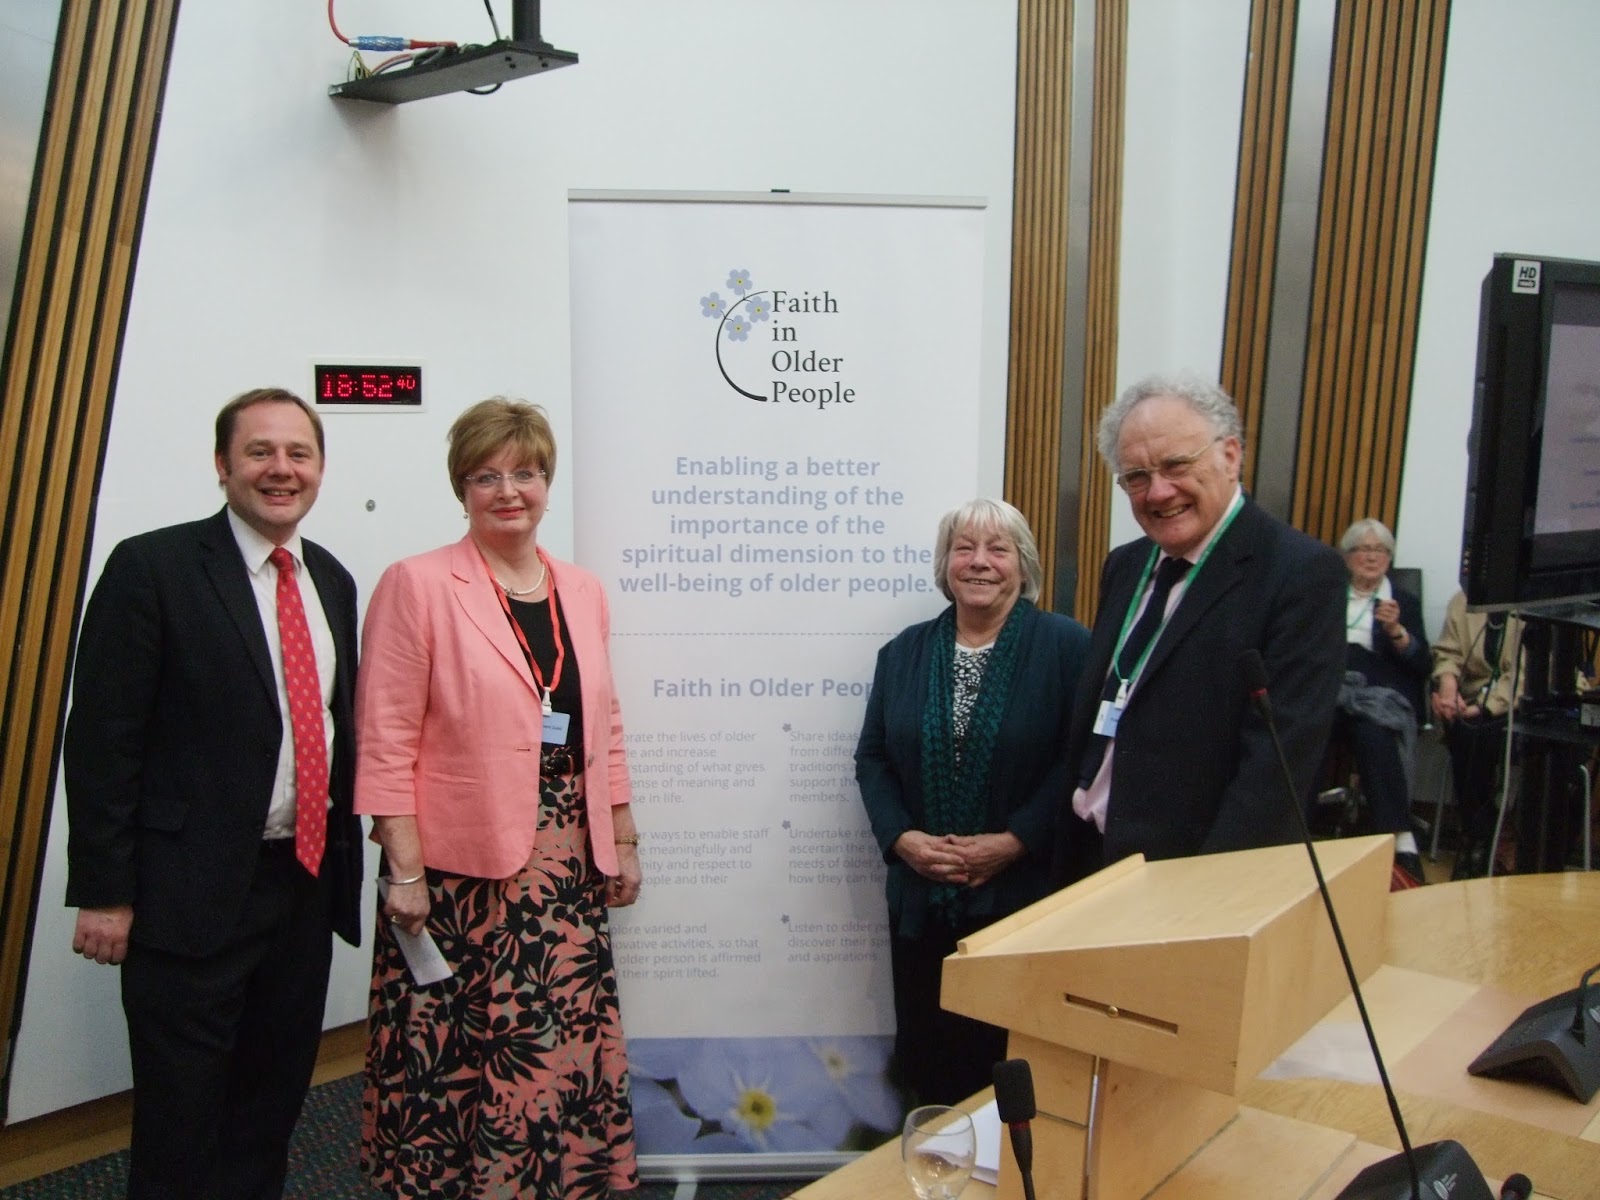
[1052,498,1346,885]
[65,507,363,953]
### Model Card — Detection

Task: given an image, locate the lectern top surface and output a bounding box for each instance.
[958,835,1387,958]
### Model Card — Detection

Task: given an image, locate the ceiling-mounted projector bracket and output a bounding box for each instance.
[328,0,575,105]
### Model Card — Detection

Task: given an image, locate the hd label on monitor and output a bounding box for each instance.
[1512,259,1542,295]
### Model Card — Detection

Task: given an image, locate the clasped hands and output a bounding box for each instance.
[1430,677,1481,724]
[894,830,1024,890]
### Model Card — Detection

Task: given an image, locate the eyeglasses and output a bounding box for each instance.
[1348,543,1391,556]
[463,468,546,491]
[1114,437,1223,494]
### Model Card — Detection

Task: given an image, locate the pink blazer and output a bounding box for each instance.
[354,536,633,879]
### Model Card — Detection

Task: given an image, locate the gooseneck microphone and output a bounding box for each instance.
[1241,650,1496,1200]
[992,1058,1038,1200]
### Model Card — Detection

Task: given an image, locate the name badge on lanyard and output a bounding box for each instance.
[1093,679,1131,737]
[542,701,571,746]
[478,543,571,747]
[1094,491,1244,742]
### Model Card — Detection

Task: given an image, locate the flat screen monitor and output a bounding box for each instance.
[1460,253,1600,610]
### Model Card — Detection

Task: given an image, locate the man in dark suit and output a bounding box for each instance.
[1052,373,1346,887]
[64,388,363,1200]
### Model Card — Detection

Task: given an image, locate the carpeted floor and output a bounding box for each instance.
[0,1074,801,1200]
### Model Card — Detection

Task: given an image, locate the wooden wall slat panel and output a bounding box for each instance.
[1005,0,1075,612]
[0,5,88,536]
[1296,0,1342,524]
[1292,0,1450,548]
[1070,0,1126,622]
[1372,1,1414,519]
[1221,0,1299,486]
[1003,0,1129,620]
[1,0,141,991]
[0,0,181,1108]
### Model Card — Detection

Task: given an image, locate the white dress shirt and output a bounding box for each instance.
[227,509,337,839]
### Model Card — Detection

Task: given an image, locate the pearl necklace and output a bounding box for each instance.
[497,559,547,598]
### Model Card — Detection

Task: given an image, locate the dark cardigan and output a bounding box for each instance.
[854,600,1090,937]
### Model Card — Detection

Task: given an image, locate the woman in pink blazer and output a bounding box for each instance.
[355,398,640,1199]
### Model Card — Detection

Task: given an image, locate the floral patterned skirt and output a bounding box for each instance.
[360,770,638,1199]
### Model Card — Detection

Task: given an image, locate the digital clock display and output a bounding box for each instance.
[313,363,423,408]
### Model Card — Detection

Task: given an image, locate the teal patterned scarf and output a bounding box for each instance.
[919,600,1030,922]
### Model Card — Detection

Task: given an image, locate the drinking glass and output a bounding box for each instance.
[901,1104,977,1200]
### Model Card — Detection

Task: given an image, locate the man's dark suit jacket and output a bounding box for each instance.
[856,600,1091,937]
[1051,498,1346,886]
[64,508,363,953]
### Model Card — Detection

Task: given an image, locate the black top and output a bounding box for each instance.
[509,594,584,751]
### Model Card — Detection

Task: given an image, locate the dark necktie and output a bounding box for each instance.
[270,547,328,875]
[1079,555,1193,787]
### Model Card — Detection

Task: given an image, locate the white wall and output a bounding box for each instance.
[1398,0,1600,633]
[11,0,1020,1120]
[1112,0,1251,548]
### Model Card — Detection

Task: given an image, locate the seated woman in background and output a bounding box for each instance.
[1431,589,1523,879]
[855,498,1090,1106]
[1335,518,1431,887]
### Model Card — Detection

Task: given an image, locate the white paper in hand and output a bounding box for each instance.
[376,879,453,985]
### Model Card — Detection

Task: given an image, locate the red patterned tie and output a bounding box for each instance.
[270,547,327,875]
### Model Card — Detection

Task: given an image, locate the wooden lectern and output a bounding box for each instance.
[941,835,1393,1200]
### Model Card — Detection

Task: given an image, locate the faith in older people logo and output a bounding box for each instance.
[697,267,858,412]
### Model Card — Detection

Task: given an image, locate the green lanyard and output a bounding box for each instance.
[1107,492,1244,702]
[1346,587,1376,631]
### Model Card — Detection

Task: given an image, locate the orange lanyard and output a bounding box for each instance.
[477,544,564,706]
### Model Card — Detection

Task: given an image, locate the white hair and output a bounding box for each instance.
[932,498,1043,603]
[1096,372,1244,472]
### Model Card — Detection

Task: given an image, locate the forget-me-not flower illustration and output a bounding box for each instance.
[698,268,774,402]
[629,1075,743,1155]
[626,1039,686,1081]
[810,1037,901,1133]
[629,1077,702,1154]
[674,1039,852,1152]
[629,1043,747,1155]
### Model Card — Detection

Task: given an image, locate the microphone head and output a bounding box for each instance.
[1240,648,1269,693]
[1500,1173,1532,1200]
[992,1058,1036,1122]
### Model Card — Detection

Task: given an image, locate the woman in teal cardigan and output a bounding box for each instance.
[855,498,1090,1105]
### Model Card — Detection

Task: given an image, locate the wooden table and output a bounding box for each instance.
[788,873,1599,1200]
[1243,872,1600,1199]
